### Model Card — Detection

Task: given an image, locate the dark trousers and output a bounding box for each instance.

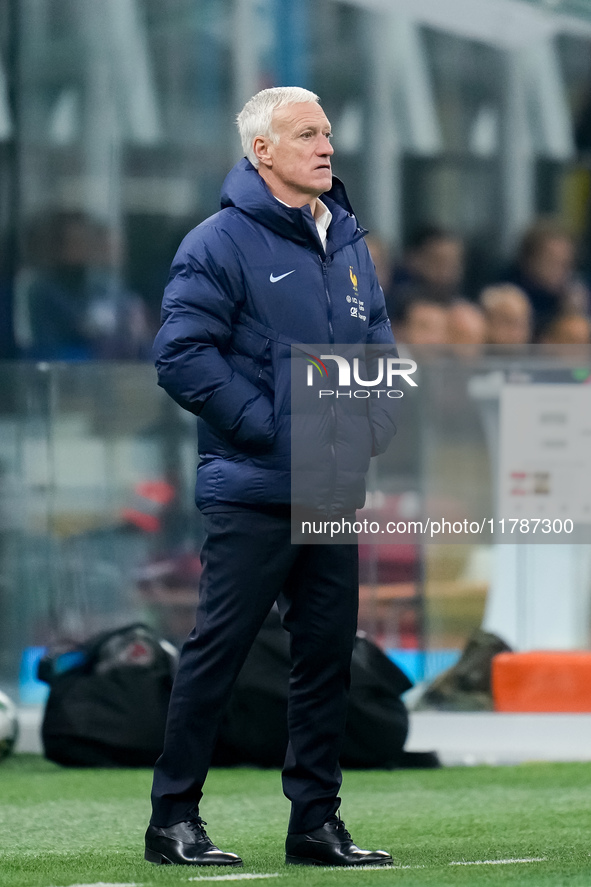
[150,508,359,834]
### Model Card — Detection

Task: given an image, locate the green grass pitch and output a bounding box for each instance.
[1,755,591,887]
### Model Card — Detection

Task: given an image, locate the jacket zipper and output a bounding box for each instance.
[258,338,270,380]
[320,255,338,515]
[320,257,334,347]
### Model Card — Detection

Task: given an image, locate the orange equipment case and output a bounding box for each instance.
[492,651,591,713]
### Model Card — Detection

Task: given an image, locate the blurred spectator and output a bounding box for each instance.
[447,300,487,347]
[538,312,591,345]
[501,218,590,337]
[364,234,393,292]
[479,284,532,345]
[385,224,464,323]
[394,297,449,345]
[15,211,153,360]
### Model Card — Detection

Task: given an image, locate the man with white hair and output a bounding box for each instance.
[145,87,395,869]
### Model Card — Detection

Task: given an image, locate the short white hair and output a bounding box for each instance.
[237,86,320,168]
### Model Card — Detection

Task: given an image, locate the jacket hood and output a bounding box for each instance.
[220,157,365,254]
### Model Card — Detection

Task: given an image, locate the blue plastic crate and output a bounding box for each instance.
[19,646,50,705]
[387,648,461,685]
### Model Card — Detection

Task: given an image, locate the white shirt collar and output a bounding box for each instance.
[314,199,332,250]
[274,196,332,250]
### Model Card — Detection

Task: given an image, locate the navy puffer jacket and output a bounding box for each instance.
[154,158,396,513]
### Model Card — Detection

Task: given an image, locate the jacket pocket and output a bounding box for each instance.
[227,319,272,392]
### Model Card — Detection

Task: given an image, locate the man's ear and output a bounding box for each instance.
[253,135,273,169]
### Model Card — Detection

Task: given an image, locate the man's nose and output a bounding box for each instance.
[318,135,334,155]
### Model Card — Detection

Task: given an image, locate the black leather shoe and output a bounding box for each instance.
[145,814,242,866]
[285,816,392,867]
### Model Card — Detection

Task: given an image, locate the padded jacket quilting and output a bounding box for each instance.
[153,158,396,513]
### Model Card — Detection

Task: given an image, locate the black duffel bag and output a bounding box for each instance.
[213,608,415,769]
[38,623,177,767]
[39,614,436,770]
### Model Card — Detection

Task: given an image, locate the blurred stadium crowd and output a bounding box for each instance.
[8,210,591,362]
[370,217,590,347]
[2,0,591,361]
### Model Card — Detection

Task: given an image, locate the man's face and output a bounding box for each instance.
[447,304,487,346]
[528,236,575,292]
[403,302,449,345]
[487,300,531,345]
[410,238,464,290]
[544,315,590,345]
[255,102,334,206]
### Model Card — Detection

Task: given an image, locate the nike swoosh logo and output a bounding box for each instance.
[270,270,296,283]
